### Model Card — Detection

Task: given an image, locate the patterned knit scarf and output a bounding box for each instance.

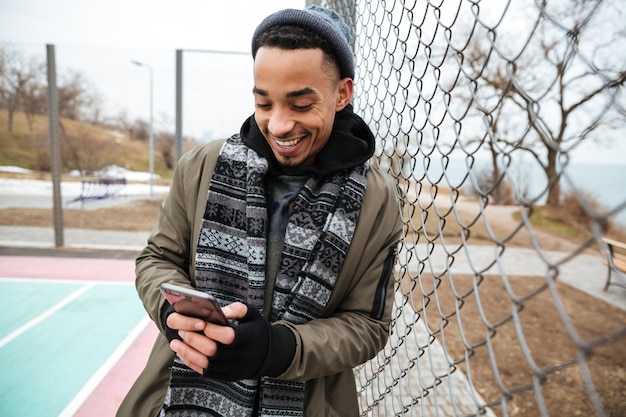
[160,134,369,417]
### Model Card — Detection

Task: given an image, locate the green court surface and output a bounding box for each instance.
[0,279,147,417]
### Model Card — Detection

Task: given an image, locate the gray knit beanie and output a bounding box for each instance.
[251,5,355,80]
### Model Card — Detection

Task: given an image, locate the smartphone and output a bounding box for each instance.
[160,283,228,325]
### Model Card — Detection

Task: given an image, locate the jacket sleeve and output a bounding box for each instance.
[276,167,402,382]
[135,141,223,331]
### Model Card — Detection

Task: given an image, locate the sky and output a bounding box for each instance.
[0,0,305,51]
[0,0,306,140]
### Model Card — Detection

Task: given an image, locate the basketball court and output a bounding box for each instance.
[0,254,159,417]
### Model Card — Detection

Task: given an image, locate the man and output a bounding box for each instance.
[117,5,402,417]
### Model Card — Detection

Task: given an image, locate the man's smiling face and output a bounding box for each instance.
[252,46,353,172]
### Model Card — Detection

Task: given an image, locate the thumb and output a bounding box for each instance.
[222,301,248,320]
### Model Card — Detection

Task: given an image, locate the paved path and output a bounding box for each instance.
[400,243,626,310]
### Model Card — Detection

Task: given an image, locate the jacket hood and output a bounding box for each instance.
[240,105,376,177]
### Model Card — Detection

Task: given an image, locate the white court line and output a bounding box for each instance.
[0,283,95,348]
[57,314,151,417]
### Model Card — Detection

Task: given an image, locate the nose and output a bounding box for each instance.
[267,107,295,138]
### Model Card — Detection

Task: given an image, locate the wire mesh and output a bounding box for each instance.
[312,0,626,416]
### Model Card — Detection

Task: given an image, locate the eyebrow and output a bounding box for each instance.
[252,86,318,98]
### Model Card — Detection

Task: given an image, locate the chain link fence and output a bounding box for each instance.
[312,0,626,416]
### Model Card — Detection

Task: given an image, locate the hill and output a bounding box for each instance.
[0,109,172,178]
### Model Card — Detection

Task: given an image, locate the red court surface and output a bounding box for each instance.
[0,255,137,282]
[0,255,159,417]
[74,321,158,417]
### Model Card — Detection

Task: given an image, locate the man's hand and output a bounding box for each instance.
[167,302,248,374]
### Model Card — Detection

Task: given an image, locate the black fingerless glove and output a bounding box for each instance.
[204,306,296,381]
[161,303,181,343]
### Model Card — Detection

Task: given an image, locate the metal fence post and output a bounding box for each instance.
[175,49,183,162]
[46,44,64,247]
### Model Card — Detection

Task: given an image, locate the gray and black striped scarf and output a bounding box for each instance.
[160,119,372,416]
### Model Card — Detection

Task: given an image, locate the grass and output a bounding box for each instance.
[400,179,626,250]
[517,207,589,238]
[0,109,173,178]
[513,192,626,243]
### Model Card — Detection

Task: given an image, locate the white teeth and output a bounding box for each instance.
[276,137,301,148]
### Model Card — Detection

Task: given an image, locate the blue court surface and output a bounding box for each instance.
[0,276,148,416]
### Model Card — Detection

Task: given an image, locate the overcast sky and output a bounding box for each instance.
[0,0,305,51]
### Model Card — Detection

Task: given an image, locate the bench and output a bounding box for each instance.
[602,238,626,291]
[66,178,126,208]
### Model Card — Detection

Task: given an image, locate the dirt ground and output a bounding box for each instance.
[0,197,164,231]
[407,274,626,416]
[1,194,625,416]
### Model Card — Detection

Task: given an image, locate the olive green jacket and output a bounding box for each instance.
[117,139,402,417]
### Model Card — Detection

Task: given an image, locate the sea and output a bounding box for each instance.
[410,160,626,227]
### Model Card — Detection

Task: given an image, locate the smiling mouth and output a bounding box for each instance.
[275,136,303,148]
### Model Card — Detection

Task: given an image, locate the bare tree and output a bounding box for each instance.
[156,131,175,170]
[460,0,626,207]
[58,121,121,174]
[57,70,102,122]
[129,118,149,142]
[21,67,47,132]
[0,45,42,132]
[1,44,106,132]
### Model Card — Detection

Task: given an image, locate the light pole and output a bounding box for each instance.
[131,60,154,200]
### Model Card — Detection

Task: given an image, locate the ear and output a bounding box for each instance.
[335,77,354,112]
